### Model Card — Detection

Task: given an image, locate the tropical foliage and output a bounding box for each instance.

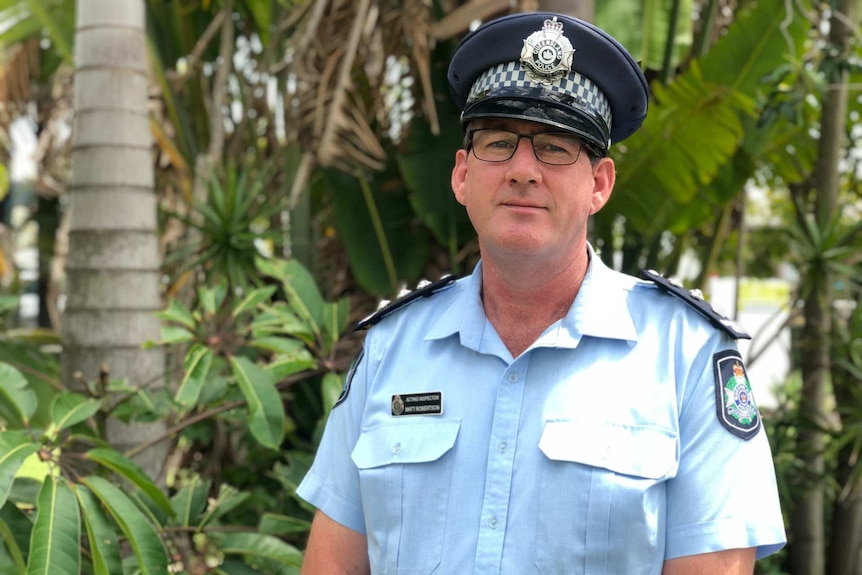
[0,257,346,574]
[0,0,860,573]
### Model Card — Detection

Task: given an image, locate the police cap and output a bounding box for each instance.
[447,12,649,152]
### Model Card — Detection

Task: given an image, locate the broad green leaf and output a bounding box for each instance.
[26,477,80,575]
[74,484,121,575]
[0,363,37,425]
[159,325,195,344]
[322,168,428,297]
[258,512,312,535]
[232,285,278,318]
[321,373,345,414]
[229,356,285,449]
[0,501,31,573]
[198,484,249,528]
[169,477,209,528]
[81,476,168,575]
[84,449,173,517]
[48,392,101,435]
[250,336,305,355]
[250,305,314,342]
[215,559,266,574]
[210,531,303,567]
[322,298,350,352]
[264,356,317,383]
[155,299,197,331]
[0,432,40,510]
[175,344,214,408]
[198,281,228,316]
[256,259,324,333]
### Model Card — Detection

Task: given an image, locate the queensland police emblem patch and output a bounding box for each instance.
[713,350,760,439]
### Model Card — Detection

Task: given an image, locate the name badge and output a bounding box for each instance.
[391,392,443,416]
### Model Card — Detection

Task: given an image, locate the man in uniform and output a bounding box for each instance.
[298,11,786,574]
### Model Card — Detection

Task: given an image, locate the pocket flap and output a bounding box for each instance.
[539,420,677,479]
[352,420,461,469]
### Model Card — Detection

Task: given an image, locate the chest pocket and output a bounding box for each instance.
[351,420,460,575]
[534,419,678,575]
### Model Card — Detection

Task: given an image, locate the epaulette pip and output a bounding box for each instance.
[354,275,458,331]
[638,269,750,340]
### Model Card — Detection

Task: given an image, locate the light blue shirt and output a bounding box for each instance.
[298,249,786,574]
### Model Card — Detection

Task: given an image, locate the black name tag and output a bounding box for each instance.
[391,392,443,416]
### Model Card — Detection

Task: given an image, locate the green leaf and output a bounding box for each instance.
[321,373,345,414]
[0,431,40,510]
[175,344,214,408]
[156,299,197,331]
[83,449,174,517]
[229,356,285,449]
[258,512,312,536]
[232,285,278,318]
[159,325,196,344]
[210,531,303,567]
[0,501,31,574]
[198,484,249,529]
[0,363,37,426]
[169,477,210,528]
[199,281,228,316]
[48,392,101,435]
[322,298,350,353]
[74,484,122,575]
[81,476,168,575]
[250,336,304,355]
[264,356,317,383]
[256,259,324,335]
[26,477,80,575]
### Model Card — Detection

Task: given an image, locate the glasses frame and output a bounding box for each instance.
[467,128,596,166]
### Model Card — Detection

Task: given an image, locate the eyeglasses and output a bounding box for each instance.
[468,128,591,165]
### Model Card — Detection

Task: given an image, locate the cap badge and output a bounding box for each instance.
[520,17,575,84]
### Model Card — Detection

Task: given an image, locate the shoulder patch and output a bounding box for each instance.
[713,350,761,440]
[354,275,458,331]
[334,348,364,408]
[638,269,750,340]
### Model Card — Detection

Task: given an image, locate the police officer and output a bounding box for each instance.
[298,12,786,574]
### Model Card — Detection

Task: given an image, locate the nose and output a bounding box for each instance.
[505,137,542,185]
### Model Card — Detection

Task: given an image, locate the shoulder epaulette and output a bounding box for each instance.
[354,275,458,331]
[638,269,750,340]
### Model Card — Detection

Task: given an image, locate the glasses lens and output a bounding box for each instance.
[471,129,519,162]
[532,133,583,165]
[470,129,583,165]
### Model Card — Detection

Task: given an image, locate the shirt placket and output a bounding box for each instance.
[474,356,528,572]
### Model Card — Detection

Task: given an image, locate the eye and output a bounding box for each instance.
[534,133,580,155]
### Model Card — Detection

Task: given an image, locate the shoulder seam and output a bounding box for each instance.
[354,275,458,331]
[637,269,751,340]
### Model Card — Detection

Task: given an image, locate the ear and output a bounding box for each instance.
[589,157,616,215]
[451,149,469,206]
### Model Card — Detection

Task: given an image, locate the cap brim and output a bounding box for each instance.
[462,94,608,151]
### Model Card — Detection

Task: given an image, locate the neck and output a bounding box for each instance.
[480,248,590,357]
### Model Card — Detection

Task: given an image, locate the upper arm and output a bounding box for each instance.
[301,510,370,575]
[662,547,756,575]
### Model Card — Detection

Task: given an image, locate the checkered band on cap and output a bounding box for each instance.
[466,61,612,131]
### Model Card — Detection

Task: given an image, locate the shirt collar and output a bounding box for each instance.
[425,244,639,348]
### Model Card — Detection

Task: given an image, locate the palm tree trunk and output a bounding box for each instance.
[64,0,166,479]
[790,0,851,572]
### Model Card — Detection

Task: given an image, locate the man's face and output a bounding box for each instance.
[451,118,615,264]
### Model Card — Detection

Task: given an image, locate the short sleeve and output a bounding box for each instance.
[665,336,786,559]
[296,345,370,534]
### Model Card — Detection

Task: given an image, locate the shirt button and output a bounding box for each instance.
[507,373,519,383]
[488,515,498,529]
[498,442,508,453]
[392,443,401,454]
